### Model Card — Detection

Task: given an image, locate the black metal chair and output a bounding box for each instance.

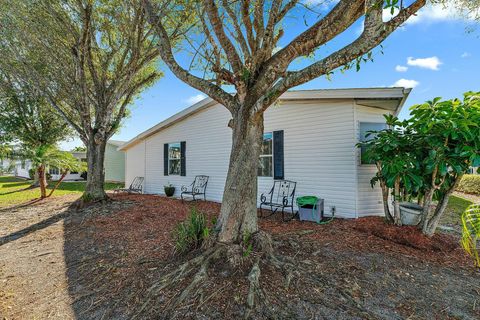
[181,175,209,201]
[114,176,144,194]
[259,180,297,221]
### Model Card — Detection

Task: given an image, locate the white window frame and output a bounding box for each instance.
[168,142,181,175]
[258,132,273,177]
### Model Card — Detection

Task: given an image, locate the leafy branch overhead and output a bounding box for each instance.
[143,0,426,113]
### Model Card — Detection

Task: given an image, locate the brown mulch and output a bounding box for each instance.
[1,194,478,320]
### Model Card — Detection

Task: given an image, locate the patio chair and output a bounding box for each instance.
[259,180,297,221]
[114,176,144,194]
[181,175,209,201]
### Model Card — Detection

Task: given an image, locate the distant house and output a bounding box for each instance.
[13,140,126,182]
[119,88,411,219]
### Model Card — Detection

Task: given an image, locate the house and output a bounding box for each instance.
[13,140,126,182]
[119,88,411,219]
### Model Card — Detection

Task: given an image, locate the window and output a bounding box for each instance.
[49,167,60,175]
[168,142,181,175]
[359,122,387,164]
[258,133,273,177]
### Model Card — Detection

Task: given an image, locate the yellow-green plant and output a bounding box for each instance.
[461,204,480,267]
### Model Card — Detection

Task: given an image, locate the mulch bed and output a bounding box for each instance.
[1,193,478,320]
[89,194,469,267]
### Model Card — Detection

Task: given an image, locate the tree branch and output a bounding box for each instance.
[142,0,236,112]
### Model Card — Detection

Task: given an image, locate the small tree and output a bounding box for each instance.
[16,145,86,198]
[0,72,73,187]
[361,115,421,225]
[361,92,480,236]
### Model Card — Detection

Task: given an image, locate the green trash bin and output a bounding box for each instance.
[296,196,324,223]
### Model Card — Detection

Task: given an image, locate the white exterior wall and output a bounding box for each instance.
[105,143,125,182]
[125,100,363,218]
[125,141,146,190]
[354,104,392,217]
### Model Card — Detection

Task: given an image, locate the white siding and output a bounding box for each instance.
[105,143,125,182]
[355,104,392,217]
[125,141,146,189]
[144,104,232,200]
[126,100,359,218]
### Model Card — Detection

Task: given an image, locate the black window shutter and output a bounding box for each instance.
[273,130,284,180]
[164,143,169,176]
[180,141,186,176]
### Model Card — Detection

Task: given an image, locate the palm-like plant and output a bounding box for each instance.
[461,204,480,267]
[19,145,86,198]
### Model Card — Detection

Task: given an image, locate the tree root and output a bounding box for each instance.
[132,232,379,319]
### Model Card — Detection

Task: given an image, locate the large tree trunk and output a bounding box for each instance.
[84,139,108,201]
[217,112,264,243]
[38,164,47,198]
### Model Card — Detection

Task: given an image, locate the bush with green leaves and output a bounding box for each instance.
[457,175,480,195]
[173,208,212,254]
[360,91,480,236]
[461,204,480,267]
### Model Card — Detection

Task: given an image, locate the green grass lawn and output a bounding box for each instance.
[440,194,474,227]
[0,176,123,208]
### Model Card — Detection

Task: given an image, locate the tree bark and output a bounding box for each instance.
[393,176,402,226]
[422,174,463,236]
[216,111,264,243]
[38,164,47,198]
[376,162,393,224]
[84,139,108,201]
[48,170,68,197]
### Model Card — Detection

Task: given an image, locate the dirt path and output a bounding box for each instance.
[0,194,479,319]
[0,195,78,319]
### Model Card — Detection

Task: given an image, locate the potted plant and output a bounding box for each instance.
[164,183,175,197]
[399,202,423,226]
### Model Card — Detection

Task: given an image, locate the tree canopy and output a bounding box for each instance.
[0,0,182,200]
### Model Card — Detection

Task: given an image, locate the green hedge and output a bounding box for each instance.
[457,174,480,195]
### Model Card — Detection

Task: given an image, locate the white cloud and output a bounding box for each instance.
[407,56,442,70]
[383,3,478,25]
[184,94,206,105]
[392,79,419,89]
[461,52,471,58]
[395,65,408,72]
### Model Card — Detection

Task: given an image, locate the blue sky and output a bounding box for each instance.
[61,3,480,150]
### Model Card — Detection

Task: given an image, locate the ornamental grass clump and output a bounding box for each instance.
[173,207,211,254]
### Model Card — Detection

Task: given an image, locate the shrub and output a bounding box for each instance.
[173,208,211,254]
[457,174,480,195]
